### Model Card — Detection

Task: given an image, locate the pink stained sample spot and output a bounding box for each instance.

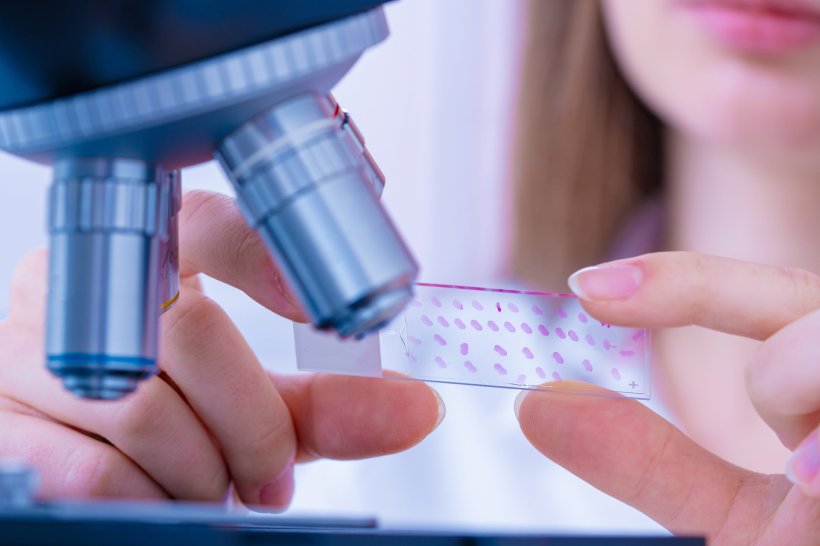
[551,371,562,382]
[390,283,650,398]
[408,335,422,346]
[453,299,464,310]
[493,363,508,375]
[410,354,418,363]
[509,302,519,313]
[603,339,612,350]
[557,308,568,319]
[496,302,502,312]
[619,349,635,357]
[504,321,516,333]
[472,300,484,311]
[433,334,447,346]
[437,316,450,328]
[431,297,442,308]
[421,315,433,327]
[411,300,423,308]
[611,368,622,381]
[532,305,544,316]
[494,344,508,357]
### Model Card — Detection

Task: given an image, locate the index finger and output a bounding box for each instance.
[178,190,306,322]
[567,251,820,340]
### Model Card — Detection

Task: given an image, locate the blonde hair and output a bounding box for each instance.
[510,0,663,289]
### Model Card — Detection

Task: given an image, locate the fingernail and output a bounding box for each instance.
[785,429,819,488]
[258,463,294,510]
[433,389,446,430]
[514,390,529,419]
[568,263,644,302]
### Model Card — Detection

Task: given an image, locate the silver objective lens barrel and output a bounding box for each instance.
[218,94,418,338]
[0,7,411,399]
[46,158,180,399]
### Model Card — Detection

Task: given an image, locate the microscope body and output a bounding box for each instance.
[0,0,418,399]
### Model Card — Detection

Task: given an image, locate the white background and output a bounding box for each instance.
[0,0,663,535]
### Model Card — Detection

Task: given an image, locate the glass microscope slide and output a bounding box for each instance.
[294,283,650,399]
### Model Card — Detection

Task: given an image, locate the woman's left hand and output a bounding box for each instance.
[515,251,819,544]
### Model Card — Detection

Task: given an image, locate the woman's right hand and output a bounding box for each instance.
[516,252,819,543]
[0,190,443,508]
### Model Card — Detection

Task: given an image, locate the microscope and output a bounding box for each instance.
[0,0,417,400]
[0,6,709,545]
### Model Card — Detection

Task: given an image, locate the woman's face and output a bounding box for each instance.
[601,0,820,156]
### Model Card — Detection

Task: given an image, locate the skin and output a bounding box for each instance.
[517,253,820,543]
[516,0,820,542]
[600,0,820,163]
[2,1,818,541]
[0,190,443,509]
[599,0,820,471]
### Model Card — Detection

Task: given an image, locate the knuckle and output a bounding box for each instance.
[112,385,170,443]
[62,443,123,498]
[654,251,709,323]
[780,265,820,303]
[230,221,268,271]
[231,416,294,485]
[226,216,300,315]
[682,251,708,289]
[111,382,231,502]
[162,294,225,355]
[198,462,231,502]
[180,190,227,221]
[245,416,293,462]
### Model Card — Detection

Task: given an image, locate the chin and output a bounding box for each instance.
[665,66,820,156]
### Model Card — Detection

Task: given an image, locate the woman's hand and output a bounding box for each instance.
[515,252,819,544]
[0,190,443,509]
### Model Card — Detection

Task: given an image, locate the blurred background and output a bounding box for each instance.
[0,0,663,535]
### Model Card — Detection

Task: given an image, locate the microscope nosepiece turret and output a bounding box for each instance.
[0,2,414,399]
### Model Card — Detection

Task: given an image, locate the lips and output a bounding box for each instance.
[680,0,820,53]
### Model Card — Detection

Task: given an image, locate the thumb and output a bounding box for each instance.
[515,381,770,538]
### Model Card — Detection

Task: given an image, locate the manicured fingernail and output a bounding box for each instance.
[258,463,294,510]
[568,263,644,302]
[514,390,529,419]
[433,389,446,430]
[785,429,819,489]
